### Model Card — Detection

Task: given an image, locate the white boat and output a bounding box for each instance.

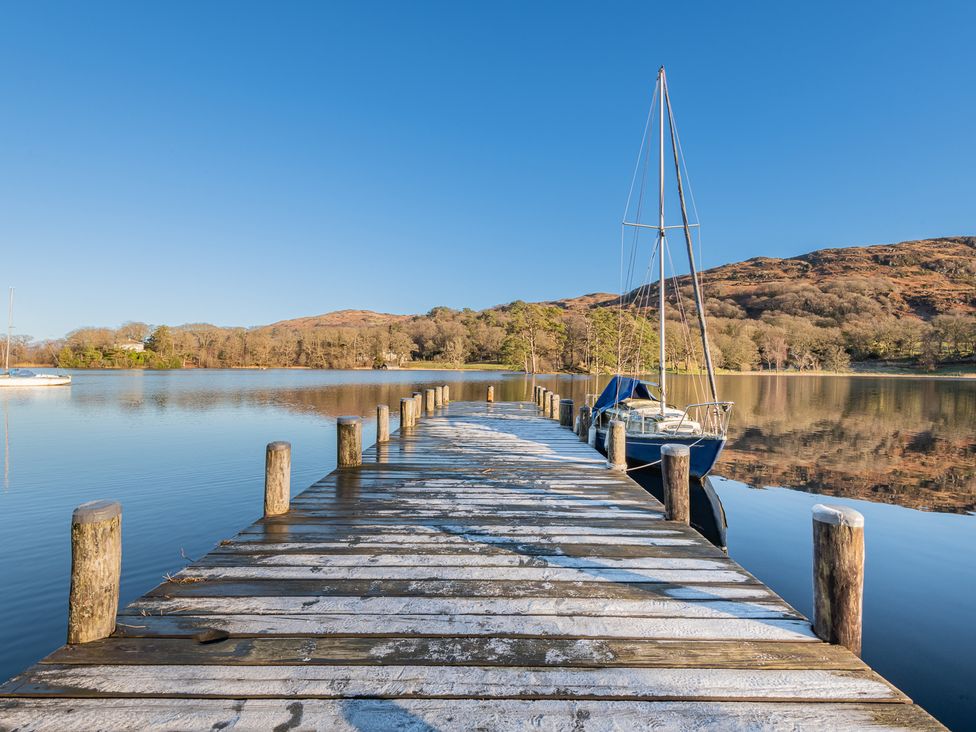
[0,369,72,388]
[1,288,71,388]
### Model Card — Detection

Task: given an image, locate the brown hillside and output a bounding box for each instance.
[265,309,411,330]
[625,237,975,321]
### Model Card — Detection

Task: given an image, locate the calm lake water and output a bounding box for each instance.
[1,369,973,728]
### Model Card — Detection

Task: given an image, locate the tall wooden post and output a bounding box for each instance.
[67,500,122,644]
[538,387,547,409]
[578,405,591,442]
[486,385,494,403]
[548,393,560,419]
[424,389,435,414]
[412,392,423,420]
[443,385,450,404]
[264,441,291,517]
[559,399,574,428]
[434,386,444,408]
[606,420,626,471]
[813,504,865,656]
[661,444,690,524]
[337,416,362,468]
[376,405,390,443]
[400,397,415,429]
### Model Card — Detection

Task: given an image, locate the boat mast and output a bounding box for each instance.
[4,288,11,374]
[662,77,719,403]
[657,67,667,415]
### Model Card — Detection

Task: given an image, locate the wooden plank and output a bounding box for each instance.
[2,664,903,701]
[172,566,753,583]
[0,698,943,731]
[40,637,867,670]
[147,579,775,601]
[193,554,734,569]
[122,596,802,620]
[111,613,820,640]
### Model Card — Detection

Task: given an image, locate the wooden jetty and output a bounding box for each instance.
[0,400,942,730]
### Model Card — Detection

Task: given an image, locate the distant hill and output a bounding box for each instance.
[264,309,410,330]
[256,237,975,329]
[618,236,976,321]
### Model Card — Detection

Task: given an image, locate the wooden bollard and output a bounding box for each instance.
[337,416,362,467]
[434,386,444,408]
[548,393,560,419]
[264,441,291,517]
[376,404,390,442]
[412,392,423,419]
[400,397,415,429]
[559,399,574,428]
[812,504,865,656]
[424,389,435,414]
[606,420,626,471]
[578,405,591,442]
[486,385,494,403]
[443,385,450,404]
[661,444,690,524]
[67,500,122,644]
[538,387,547,409]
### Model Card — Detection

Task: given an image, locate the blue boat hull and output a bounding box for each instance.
[596,429,726,478]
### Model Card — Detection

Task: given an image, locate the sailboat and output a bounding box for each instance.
[590,67,732,478]
[0,288,71,388]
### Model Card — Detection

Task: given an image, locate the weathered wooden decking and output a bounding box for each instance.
[0,401,941,730]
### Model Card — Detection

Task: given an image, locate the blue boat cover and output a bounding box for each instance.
[593,376,657,415]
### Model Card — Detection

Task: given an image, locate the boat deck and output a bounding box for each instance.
[0,401,942,730]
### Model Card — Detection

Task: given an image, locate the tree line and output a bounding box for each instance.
[9,278,975,372]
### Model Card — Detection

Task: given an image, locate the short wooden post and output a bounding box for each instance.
[578,405,591,442]
[264,441,291,517]
[549,393,560,419]
[400,397,415,429]
[67,500,122,644]
[559,399,574,428]
[812,504,865,656]
[434,386,444,408]
[538,387,547,409]
[661,444,690,524]
[412,392,423,419]
[424,389,435,414]
[486,385,494,403]
[606,420,626,471]
[337,416,362,467]
[376,404,390,443]
[443,385,450,404]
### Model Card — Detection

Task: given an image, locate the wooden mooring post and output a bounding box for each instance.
[538,387,547,409]
[263,441,291,517]
[486,385,494,403]
[578,404,591,442]
[67,500,122,644]
[661,444,690,524]
[548,392,560,419]
[606,419,626,471]
[559,398,574,428]
[442,384,450,404]
[412,392,423,420]
[376,405,390,443]
[337,416,362,468]
[424,389,435,414]
[434,386,444,408]
[399,397,415,429]
[813,504,865,656]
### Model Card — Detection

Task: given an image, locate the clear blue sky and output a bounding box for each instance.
[2,1,973,340]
